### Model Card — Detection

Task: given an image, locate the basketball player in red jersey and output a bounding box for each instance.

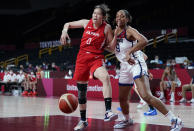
[60,4,118,131]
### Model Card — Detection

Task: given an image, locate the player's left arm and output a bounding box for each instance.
[126,26,148,55]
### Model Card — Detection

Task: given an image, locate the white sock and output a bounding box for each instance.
[123,114,129,121]
[165,111,176,121]
[161,92,164,97]
[140,97,145,103]
[171,92,175,99]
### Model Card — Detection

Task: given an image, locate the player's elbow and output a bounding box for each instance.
[142,38,148,47]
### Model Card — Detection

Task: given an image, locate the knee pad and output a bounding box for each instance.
[77,83,87,104]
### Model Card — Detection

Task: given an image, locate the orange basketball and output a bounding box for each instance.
[58,93,78,114]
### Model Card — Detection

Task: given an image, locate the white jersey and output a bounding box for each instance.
[114,30,148,85]
[16,73,25,83]
[3,73,9,82]
[9,73,17,82]
[115,30,145,65]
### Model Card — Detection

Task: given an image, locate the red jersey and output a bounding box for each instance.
[80,19,107,54]
[30,75,36,82]
[36,72,41,79]
[0,72,4,81]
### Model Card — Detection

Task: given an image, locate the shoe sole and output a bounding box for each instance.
[104,114,118,122]
[114,124,130,129]
[144,113,157,116]
[74,127,87,131]
[114,120,133,129]
[74,124,88,131]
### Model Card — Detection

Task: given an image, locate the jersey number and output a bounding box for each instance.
[86,38,92,45]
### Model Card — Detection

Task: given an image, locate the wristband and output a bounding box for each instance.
[62,28,68,33]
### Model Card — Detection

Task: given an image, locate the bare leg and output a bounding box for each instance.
[135,76,169,115]
[134,85,145,103]
[94,66,117,121]
[94,66,112,98]
[170,82,176,102]
[190,85,194,103]
[171,81,176,92]
[181,84,190,99]
[113,85,133,129]
[119,86,131,116]
[159,81,165,99]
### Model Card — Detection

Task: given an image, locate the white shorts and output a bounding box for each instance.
[118,61,148,86]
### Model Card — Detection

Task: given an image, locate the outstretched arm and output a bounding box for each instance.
[60,19,89,45]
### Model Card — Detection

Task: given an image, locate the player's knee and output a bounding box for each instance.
[77,83,87,104]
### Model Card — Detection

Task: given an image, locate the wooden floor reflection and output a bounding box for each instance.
[0,95,194,131]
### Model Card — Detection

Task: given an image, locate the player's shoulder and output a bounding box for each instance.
[104,24,112,34]
[126,26,138,33]
[81,19,90,28]
[105,24,112,30]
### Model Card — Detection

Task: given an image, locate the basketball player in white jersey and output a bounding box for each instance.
[116,51,157,115]
[132,52,158,116]
[112,9,182,131]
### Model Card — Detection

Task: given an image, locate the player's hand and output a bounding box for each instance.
[114,26,120,36]
[126,50,135,65]
[125,55,135,65]
[60,30,70,45]
[128,57,135,65]
[149,72,153,80]
[114,21,122,36]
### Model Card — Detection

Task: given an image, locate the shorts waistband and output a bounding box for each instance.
[79,49,103,55]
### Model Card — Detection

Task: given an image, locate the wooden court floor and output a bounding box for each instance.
[0,95,194,131]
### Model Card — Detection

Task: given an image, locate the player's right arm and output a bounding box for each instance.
[142,51,148,61]
[60,19,89,45]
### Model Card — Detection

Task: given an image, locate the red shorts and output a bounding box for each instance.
[73,50,105,81]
